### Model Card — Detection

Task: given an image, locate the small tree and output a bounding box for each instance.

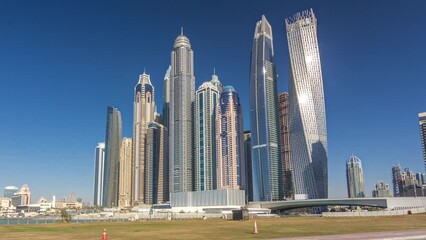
[60,208,72,222]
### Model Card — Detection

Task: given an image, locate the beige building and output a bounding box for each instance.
[55,201,82,209]
[119,137,133,208]
[132,72,155,205]
[216,86,244,190]
[16,184,31,205]
[0,197,11,209]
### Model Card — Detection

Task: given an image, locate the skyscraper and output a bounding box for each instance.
[169,30,195,193]
[145,122,169,204]
[286,9,328,200]
[132,72,155,205]
[93,142,105,206]
[195,78,220,191]
[103,106,122,207]
[15,184,31,205]
[346,155,365,198]
[278,92,293,199]
[163,66,171,129]
[392,164,402,197]
[249,15,282,201]
[416,172,425,186]
[210,70,223,93]
[119,138,132,208]
[3,186,18,199]
[244,131,253,201]
[216,86,245,190]
[419,112,426,171]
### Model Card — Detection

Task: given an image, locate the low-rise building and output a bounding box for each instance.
[372,181,392,197]
[170,189,245,213]
[0,197,11,209]
[55,201,83,209]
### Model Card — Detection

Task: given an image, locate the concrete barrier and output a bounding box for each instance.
[322,207,426,217]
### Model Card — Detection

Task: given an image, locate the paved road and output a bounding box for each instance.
[278,230,426,240]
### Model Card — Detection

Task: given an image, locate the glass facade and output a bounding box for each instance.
[392,164,402,197]
[103,106,122,207]
[286,9,328,200]
[169,33,195,193]
[4,186,18,199]
[195,80,220,191]
[243,131,253,201]
[346,155,365,198]
[278,92,293,199]
[249,15,282,201]
[216,86,245,190]
[93,142,105,206]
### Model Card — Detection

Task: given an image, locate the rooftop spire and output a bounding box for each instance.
[143,66,146,74]
[213,67,216,75]
[181,27,184,35]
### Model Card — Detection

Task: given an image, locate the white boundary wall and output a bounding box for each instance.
[322,207,426,217]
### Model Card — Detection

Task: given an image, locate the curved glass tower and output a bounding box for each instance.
[249,15,282,201]
[286,9,328,199]
[169,31,195,193]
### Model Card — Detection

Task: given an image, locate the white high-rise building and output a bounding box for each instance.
[132,72,155,205]
[195,76,220,191]
[286,9,328,199]
[93,142,105,206]
[169,29,195,193]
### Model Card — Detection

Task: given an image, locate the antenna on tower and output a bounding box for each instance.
[213,67,216,75]
[181,27,184,35]
[143,66,146,74]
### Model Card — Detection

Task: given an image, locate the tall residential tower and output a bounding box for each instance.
[286,9,328,199]
[195,76,220,191]
[103,106,122,207]
[119,138,133,208]
[169,30,195,193]
[392,164,402,197]
[346,155,365,198]
[93,142,105,206]
[145,122,169,204]
[249,15,282,201]
[216,86,245,190]
[278,92,293,199]
[132,72,155,205]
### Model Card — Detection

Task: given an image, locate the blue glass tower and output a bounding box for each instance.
[249,15,282,201]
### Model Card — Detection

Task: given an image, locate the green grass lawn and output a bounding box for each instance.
[1,214,426,239]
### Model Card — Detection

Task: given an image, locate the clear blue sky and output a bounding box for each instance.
[1,0,425,202]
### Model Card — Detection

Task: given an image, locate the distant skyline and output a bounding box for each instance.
[1,0,426,202]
